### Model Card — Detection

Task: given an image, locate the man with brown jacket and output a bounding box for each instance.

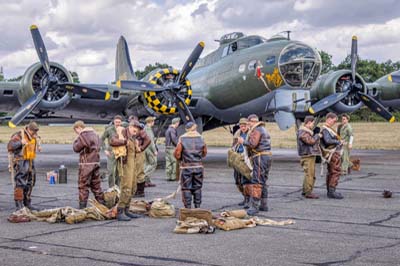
[73,121,105,209]
[110,120,150,221]
[237,114,272,216]
[8,121,41,211]
[320,112,344,199]
[297,116,320,199]
[174,122,207,208]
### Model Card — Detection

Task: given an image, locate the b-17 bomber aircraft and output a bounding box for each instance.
[0,26,399,133]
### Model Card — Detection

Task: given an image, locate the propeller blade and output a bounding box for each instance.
[8,87,49,128]
[30,25,51,75]
[308,92,349,115]
[178,41,205,84]
[60,83,111,100]
[175,94,195,124]
[116,80,165,92]
[389,74,400,83]
[357,91,395,122]
[351,36,358,84]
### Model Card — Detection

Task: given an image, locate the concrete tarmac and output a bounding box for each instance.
[0,144,399,266]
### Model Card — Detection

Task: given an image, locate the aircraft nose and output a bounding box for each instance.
[278,43,321,88]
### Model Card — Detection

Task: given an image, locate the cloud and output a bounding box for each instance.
[0,0,399,83]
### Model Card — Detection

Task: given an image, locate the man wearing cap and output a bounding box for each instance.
[73,121,105,209]
[297,116,320,199]
[320,112,344,199]
[165,118,180,181]
[110,120,149,221]
[144,116,157,187]
[7,121,41,210]
[133,120,151,197]
[174,122,207,208]
[101,115,123,188]
[237,114,271,215]
[339,114,353,175]
[232,118,250,206]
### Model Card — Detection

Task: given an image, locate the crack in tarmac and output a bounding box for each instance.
[304,240,400,266]
[0,238,220,266]
[369,211,400,226]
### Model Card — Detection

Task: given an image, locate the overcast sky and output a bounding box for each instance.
[0,0,400,83]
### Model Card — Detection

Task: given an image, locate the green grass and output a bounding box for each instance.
[1,122,399,150]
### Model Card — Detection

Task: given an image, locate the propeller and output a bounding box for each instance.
[117,41,205,124]
[9,25,110,128]
[309,36,395,123]
[116,80,165,92]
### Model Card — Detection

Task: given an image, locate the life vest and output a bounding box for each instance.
[22,130,37,160]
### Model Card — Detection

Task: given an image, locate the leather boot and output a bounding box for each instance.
[259,198,268,212]
[24,199,40,211]
[134,182,145,198]
[117,207,131,221]
[193,190,202,208]
[246,197,260,216]
[124,207,142,219]
[79,201,87,209]
[327,187,343,199]
[15,201,24,211]
[238,195,247,206]
[243,196,250,209]
[182,190,192,208]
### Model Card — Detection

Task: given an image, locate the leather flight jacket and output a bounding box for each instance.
[165,126,178,148]
[73,128,101,164]
[320,126,341,149]
[174,131,207,165]
[297,126,320,157]
[244,122,271,157]
[180,134,205,164]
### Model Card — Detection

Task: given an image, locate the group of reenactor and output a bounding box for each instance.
[230,112,354,215]
[7,115,208,222]
[7,111,353,220]
[296,112,353,200]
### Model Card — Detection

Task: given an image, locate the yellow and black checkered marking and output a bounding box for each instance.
[143,68,192,115]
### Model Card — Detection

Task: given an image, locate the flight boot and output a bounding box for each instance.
[193,189,202,208]
[182,190,192,209]
[124,207,142,219]
[117,208,131,221]
[79,201,87,209]
[134,182,145,198]
[243,196,250,209]
[246,197,260,216]
[327,187,344,199]
[259,186,268,211]
[259,198,268,212]
[24,199,40,211]
[15,201,24,211]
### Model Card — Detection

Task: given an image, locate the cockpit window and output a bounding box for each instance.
[279,43,321,88]
[221,36,266,58]
[237,37,265,49]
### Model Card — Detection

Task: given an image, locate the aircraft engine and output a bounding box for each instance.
[310,69,366,113]
[142,67,192,115]
[18,62,73,112]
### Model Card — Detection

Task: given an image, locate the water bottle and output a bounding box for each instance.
[49,174,55,185]
[58,165,67,184]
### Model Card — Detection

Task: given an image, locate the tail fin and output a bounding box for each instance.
[115,36,136,81]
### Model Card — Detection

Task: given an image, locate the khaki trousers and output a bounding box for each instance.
[300,156,316,195]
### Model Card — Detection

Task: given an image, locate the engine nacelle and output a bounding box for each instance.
[142,67,192,115]
[18,62,73,112]
[310,69,366,113]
